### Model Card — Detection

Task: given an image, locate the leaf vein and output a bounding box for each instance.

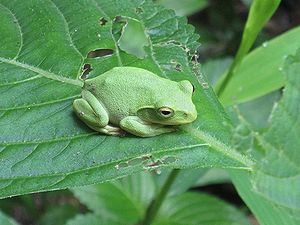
[49,0,85,78]
[0,3,23,59]
[0,94,80,111]
[11,144,39,171]
[0,133,96,146]
[0,57,83,87]
[0,75,42,87]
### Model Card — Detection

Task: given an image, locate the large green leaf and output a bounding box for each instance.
[231,50,300,224]
[0,0,252,198]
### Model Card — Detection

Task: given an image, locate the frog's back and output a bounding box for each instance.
[96,67,168,85]
[84,67,175,124]
[85,67,174,96]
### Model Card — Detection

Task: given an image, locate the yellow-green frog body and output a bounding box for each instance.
[73,67,197,137]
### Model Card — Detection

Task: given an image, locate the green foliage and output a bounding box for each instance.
[230,50,300,225]
[66,172,250,225]
[72,172,155,223]
[155,0,208,16]
[39,205,78,225]
[117,17,149,58]
[153,168,208,196]
[153,192,251,225]
[200,1,300,223]
[66,213,120,225]
[0,0,252,199]
[0,0,299,224]
[0,211,19,225]
[220,27,300,105]
[216,0,281,98]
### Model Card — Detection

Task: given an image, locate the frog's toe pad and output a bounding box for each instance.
[112,129,127,137]
[100,125,127,136]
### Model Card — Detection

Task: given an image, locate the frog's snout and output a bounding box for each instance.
[184,109,197,123]
[169,108,197,125]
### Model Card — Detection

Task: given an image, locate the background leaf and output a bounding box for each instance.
[230,50,300,225]
[117,17,149,58]
[66,213,122,225]
[153,192,251,225]
[0,211,19,225]
[39,205,78,225]
[202,57,233,87]
[216,0,281,99]
[68,171,251,225]
[155,0,208,16]
[71,172,155,224]
[0,0,252,198]
[219,26,300,105]
[153,168,208,196]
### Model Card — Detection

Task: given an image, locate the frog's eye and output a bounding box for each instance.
[158,107,174,118]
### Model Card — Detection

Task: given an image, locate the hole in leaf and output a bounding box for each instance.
[191,53,200,63]
[201,82,209,89]
[175,63,182,71]
[115,162,129,170]
[114,15,126,23]
[87,49,114,58]
[141,154,152,160]
[145,160,163,168]
[112,16,126,39]
[161,156,177,164]
[81,64,93,79]
[99,17,108,26]
[114,16,149,59]
[127,158,144,166]
[135,7,144,14]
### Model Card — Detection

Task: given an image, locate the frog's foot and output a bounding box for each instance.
[73,97,109,128]
[91,124,126,136]
[120,116,176,137]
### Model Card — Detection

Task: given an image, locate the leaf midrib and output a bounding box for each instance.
[183,126,254,169]
[0,57,83,87]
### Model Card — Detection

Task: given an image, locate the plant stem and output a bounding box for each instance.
[142,169,180,225]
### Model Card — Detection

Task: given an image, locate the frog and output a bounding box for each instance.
[73,67,197,137]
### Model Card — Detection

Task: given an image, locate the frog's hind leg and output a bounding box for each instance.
[120,116,176,137]
[81,90,109,127]
[73,98,103,127]
[73,96,122,136]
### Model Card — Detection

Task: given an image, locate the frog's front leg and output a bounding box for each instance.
[120,116,175,137]
[73,90,122,136]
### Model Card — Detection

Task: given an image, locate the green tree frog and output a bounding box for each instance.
[73,67,197,137]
